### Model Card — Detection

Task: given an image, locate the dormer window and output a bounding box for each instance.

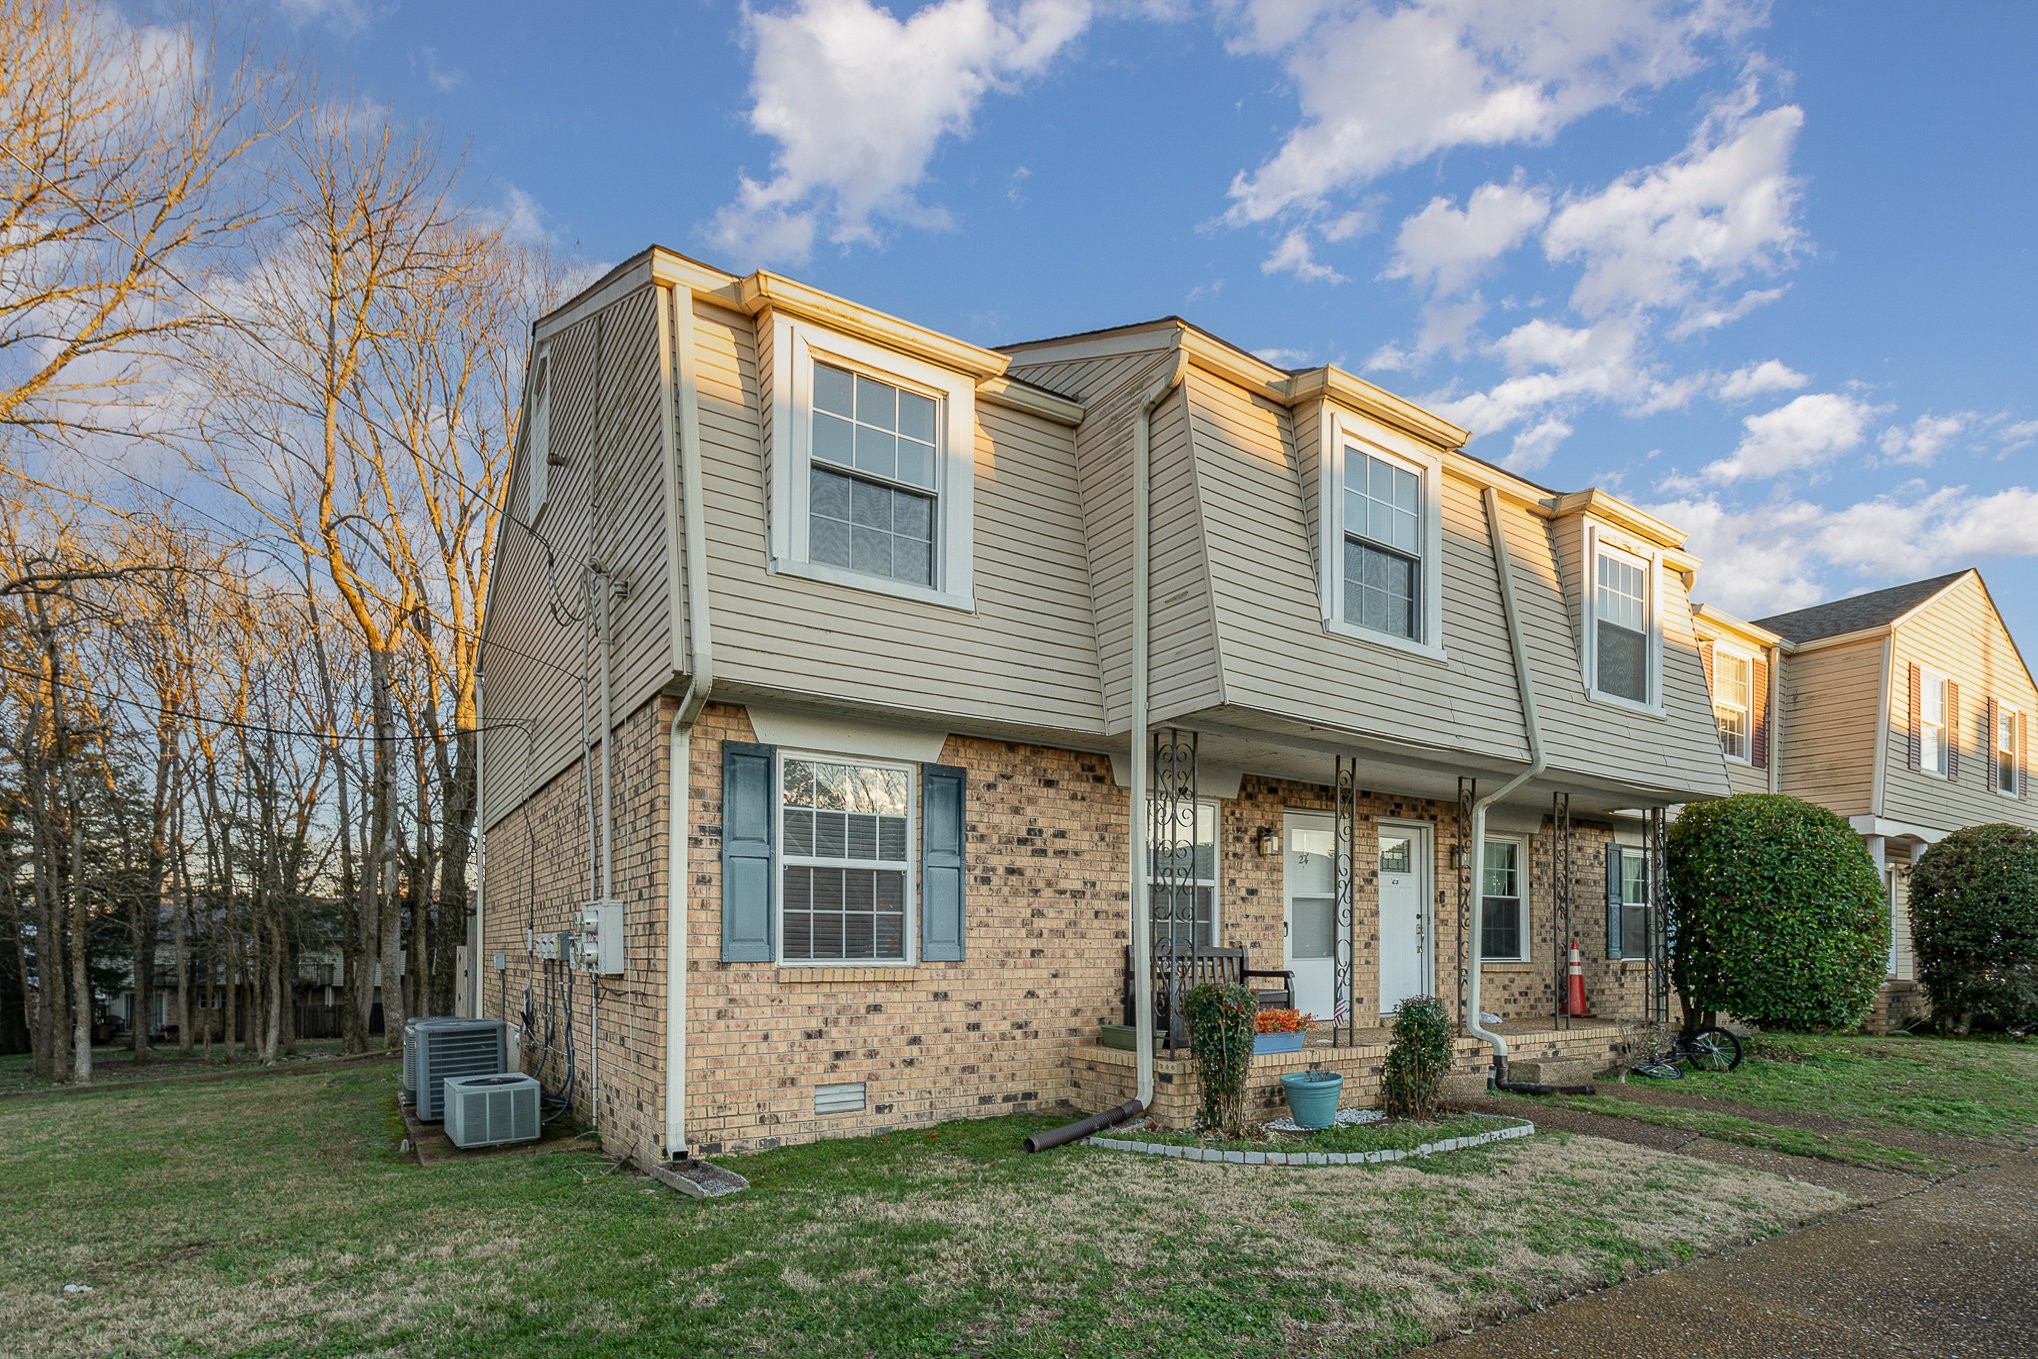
[1584,526,1662,712]
[1318,408,1445,659]
[766,315,977,610]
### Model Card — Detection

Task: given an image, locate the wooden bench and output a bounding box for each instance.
[1122,944,1296,1045]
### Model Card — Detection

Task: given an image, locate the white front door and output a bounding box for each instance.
[1378,822,1431,1015]
[1283,812,1337,1020]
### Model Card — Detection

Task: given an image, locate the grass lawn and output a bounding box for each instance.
[1,1063,1850,1358]
[0,1042,351,1099]
[1496,1032,2038,1173]
[1108,1112,1522,1156]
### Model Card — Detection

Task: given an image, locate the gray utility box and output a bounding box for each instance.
[443,1073,542,1148]
[410,1017,509,1122]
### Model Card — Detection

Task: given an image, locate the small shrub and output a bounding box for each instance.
[1381,996,1453,1121]
[1667,794,1889,1031]
[1184,981,1256,1139]
[1910,823,2038,1034]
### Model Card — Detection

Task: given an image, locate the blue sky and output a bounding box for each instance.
[286,0,2038,644]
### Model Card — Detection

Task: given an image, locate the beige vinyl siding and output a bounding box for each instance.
[1776,636,1883,818]
[1891,867,1916,980]
[1188,378,1529,763]
[1882,574,2038,833]
[1541,512,1733,798]
[1006,349,1166,404]
[1723,756,1769,797]
[480,284,676,833]
[691,298,1106,732]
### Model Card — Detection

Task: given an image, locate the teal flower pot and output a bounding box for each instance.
[1281,1071,1344,1130]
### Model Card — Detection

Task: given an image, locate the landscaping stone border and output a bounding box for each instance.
[1088,1114,1534,1165]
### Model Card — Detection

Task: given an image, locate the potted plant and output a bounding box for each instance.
[1280,1065,1344,1130]
[1253,1008,1311,1055]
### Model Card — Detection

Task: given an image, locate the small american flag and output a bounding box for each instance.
[1333,987,1348,1027]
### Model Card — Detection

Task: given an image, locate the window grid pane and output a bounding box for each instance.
[1716,655,1752,759]
[782,758,911,963]
[1343,538,1417,640]
[2000,712,2018,793]
[1341,449,1423,640]
[1150,799,1219,948]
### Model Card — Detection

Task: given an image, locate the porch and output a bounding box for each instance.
[1071,1018,1627,1130]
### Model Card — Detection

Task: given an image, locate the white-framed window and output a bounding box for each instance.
[1618,848,1650,959]
[1920,669,1949,778]
[767,315,976,610]
[1480,836,1528,962]
[1997,706,2020,796]
[1714,649,1753,762]
[523,346,551,522]
[1149,799,1219,948]
[1585,526,1661,711]
[1317,408,1446,660]
[777,753,916,964]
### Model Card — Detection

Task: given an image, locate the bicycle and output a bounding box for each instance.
[1630,1025,1743,1079]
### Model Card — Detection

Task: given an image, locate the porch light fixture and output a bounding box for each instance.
[1256,828,1280,857]
[1450,844,1469,870]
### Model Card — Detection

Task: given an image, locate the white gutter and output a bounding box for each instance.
[1130,349,1187,1109]
[659,276,713,1161]
[1465,488,1549,1073]
[1871,632,1894,819]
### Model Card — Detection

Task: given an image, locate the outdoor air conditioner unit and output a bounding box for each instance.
[443,1073,542,1149]
[412,1017,509,1122]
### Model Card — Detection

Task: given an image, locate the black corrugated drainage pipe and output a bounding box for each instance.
[1024,1099,1146,1153]
[1490,1055,1596,1097]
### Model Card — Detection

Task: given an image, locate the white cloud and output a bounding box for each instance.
[1717,359,1806,402]
[1364,341,1420,374]
[1386,178,1550,295]
[1428,315,1668,437]
[416,46,464,92]
[1998,419,2038,452]
[1663,484,2038,618]
[1704,392,1884,482]
[1263,227,1346,282]
[1507,416,1572,471]
[1544,94,1804,324]
[1222,0,1756,226]
[277,0,374,35]
[709,0,1091,263]
[1253,345,1312,368]
[1878,412,1967,465]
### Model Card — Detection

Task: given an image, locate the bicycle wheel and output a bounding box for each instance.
[1684,1026,1743,1073]
[1631,1057,1684,1080]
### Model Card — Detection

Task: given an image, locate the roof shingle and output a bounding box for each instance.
[1752,571,1971,644]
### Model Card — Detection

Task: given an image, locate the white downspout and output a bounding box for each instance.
[1465,487,1549,1076]
[1131,348,1187,1110]
[661,276,712,1161]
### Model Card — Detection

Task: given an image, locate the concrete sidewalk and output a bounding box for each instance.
[1413,1148,2038,1358]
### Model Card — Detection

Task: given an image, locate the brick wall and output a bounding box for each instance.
[487,697,1670,1159]
[480,694,672,1165]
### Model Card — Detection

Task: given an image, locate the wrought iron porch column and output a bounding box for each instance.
[1456,777,1475,1033]
[1151,728,1198,1051]
[1333,757,1356,1047]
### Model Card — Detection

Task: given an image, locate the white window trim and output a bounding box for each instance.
[774,748,919,968]
[1583,523,1665,716]
[1480,834,1530,964]
[1148,796,1221,946]
[766,314,976,612]
[1996,704,2020,797]
[523,347,551,525]
[1919,666,1949,779]
[1317,406,1448,662]
[1713,642,1755,765]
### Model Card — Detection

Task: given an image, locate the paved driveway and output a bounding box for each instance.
[1413,1147,2038,1358]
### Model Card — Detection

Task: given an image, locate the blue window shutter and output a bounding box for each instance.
[1605,846,1624,961]
[720,741,775,962]
[920,763,967,961]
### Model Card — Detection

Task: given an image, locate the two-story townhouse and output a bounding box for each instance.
[1692,571,2038,1029]
[473,248,1736,1165]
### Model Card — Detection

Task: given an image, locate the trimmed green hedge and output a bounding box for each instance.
[1910,823,2038,1034]
[1381,996,1454,1121]
[1667,794,1888,1031]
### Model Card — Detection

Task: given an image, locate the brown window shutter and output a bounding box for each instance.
[1907,662,1922,771]
[1700,641,1715,694]
[2021,710,2030,801]
[1752,655,1770,769]
[1947,680,1962,781]
[1987,696,2001,791]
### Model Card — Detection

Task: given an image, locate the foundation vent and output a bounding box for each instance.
[815,1081,867,1116]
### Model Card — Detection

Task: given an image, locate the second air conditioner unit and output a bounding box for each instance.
[443,1073,542,1149]
[412,1017,509,1122]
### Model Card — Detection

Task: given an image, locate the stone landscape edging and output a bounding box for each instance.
[1088,1114,1534,1165]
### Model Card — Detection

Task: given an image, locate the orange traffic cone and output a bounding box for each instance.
[1567,938,1589,1017]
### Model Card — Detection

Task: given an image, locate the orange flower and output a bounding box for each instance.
[1255,1008,1312,1035]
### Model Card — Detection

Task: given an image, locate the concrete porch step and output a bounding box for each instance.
[1506,1058,1598,1085]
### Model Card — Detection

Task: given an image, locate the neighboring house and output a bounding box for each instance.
[1693,571,2038,1029]
[474,248,1739,1164]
